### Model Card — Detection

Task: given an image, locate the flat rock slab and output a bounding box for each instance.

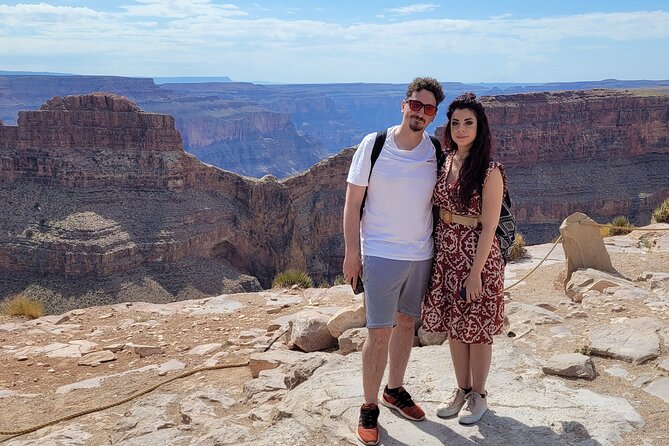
[268,342,643,446]
[506,302,564,325]
[542,353,596,379]
[643,377,669,404]
[588,317,663,364]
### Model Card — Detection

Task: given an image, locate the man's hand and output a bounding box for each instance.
[342,183,366,288]
[343,255,363,288]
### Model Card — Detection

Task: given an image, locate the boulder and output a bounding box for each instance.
[287,310,337,353]
[560,212,616,285]
[542,353,596,379]
[565,268,633,302]
[326,304,365,338]
[338,327,367,355]
[417,327,448,346]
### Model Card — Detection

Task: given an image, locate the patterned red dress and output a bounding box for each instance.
[421,152,506,344]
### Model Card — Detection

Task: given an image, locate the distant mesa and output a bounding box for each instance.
[40,93,141,112]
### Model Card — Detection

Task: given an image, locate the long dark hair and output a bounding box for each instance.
[444,93,492,209]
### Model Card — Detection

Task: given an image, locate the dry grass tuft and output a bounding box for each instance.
[1,294,44,319]
[507,233,527,262]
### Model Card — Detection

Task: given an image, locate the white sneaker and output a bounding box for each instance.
[436,387,469,418]
[458,391,488,424]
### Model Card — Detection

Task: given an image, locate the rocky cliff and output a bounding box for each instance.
[0,76,328,178]
[1,90,668,312]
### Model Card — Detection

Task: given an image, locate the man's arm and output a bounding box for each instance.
[343,183,366,288]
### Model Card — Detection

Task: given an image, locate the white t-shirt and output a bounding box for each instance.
[347,126,438,261]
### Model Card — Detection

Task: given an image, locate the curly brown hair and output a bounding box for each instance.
[406,77,445,105]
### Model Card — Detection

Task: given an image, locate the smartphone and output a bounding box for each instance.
[351,277,365,295]
[459,287,467,300]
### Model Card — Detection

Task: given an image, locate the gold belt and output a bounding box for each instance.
[439,209,480,227]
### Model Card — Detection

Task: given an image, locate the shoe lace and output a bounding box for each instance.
[360,405,379,428]
[394,387,416,407]
[463,392,480,412]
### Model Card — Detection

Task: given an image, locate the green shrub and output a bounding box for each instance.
[1,295,44,319]
[333,275,347,286]
[272,269,313,289]
[575,345,592,356]
[608,216,633,236]
[507,233,527,262]
[652,198,669,223]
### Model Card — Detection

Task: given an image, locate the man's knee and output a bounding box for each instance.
[366,327,393,347]
[396,312,416,329]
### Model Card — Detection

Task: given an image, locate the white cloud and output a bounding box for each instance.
[122,0,247,18]
[0,3,668,82]
[386,3,439,16]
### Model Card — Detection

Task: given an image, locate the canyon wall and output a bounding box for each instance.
[1,90,668,308]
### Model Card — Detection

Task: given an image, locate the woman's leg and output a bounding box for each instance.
[469,343,492,395]
[448,339,471,389]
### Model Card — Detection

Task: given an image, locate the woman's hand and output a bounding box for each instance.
[464,271,483,304]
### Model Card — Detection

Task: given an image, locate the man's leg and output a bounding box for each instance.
[387,312,415,388]
[362,327,393,404]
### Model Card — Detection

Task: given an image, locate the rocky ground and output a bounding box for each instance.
[0,227,667,446]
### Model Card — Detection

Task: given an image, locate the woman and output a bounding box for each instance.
[422,93,506,425]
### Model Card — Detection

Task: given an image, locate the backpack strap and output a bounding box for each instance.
[359,130,387,218]
[429,135,445,170]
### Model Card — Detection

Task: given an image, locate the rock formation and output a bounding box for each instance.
[1,90,669,312]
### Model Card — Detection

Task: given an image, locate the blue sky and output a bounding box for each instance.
[0,1,668,83]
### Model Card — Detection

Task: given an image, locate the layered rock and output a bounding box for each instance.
[2,90,669,311]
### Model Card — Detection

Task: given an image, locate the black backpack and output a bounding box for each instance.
[359,129,444,218]
[496,191,516,263]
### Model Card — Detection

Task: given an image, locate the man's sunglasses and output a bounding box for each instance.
[406,99,438,117]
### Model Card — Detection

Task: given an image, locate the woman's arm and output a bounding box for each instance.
[464,167,504,303]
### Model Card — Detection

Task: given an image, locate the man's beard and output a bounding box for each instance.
[409,117,425,132]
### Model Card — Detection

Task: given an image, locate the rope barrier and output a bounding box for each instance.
[504,235,563,291]
[0,328,290,442]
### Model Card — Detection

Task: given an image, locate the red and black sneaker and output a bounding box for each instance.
[381,385,426,421]
[357,403,380,445]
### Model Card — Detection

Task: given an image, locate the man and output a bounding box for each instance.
[343,77,445,445]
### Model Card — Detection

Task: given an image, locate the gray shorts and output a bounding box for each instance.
[362,255,432,328]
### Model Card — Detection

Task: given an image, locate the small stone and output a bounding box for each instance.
[78,350,116,366]
[129,344,163,357]
[266,307,282,314]
[566,310,588,319]
[104,343,125,353]
[16,356,28,361]
[611,304,625,313]
[47,369,55,373]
